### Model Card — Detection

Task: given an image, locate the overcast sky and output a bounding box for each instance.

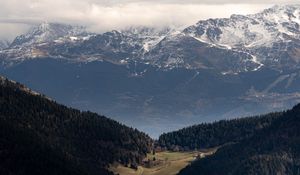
[0,0,299,40]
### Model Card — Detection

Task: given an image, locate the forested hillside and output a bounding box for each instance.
[179,104,300,175]
[158,114,281,150]
[2,73,300,175]
[0,76,153,175]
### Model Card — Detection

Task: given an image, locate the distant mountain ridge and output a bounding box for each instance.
[10,22,88,48]
[184,4,300,71]
[2,5,300,73]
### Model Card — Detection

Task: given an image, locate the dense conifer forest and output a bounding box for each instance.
[177,104,300,175]
[158,113,281,150]
[0,76,153,175]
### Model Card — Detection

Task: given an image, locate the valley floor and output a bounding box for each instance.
[110,149,216,175]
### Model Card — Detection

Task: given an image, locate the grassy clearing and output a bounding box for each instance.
[110,149,216,175]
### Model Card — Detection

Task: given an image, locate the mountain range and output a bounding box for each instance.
[1,5,300,137]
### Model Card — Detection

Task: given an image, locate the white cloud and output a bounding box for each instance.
[0,0,299,40]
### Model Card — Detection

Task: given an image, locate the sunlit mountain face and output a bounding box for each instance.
[2,5,300,137]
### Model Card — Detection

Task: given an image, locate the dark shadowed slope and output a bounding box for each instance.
[0,75,153,175]
[158,113,280,150]
[178,104,300,175]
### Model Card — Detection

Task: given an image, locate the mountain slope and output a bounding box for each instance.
[158,113,281,150]
[3,5,300,72]
[10,22,87,48]
[183,5,300,71]
[178,104,300,175]
[0,117,86,175]
[0,75,153,175]
[143,33,258,72]
[0,40,9,49]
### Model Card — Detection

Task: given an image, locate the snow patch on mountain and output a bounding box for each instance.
[10,22,88,48]
[184,5,300,49]
[122,26,174,54]
[2,5,300,73]
[0,40,10,50]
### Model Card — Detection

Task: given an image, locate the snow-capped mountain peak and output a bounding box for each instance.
[10,22,87,48]
[2,5,300,73]
[184,4,300,49]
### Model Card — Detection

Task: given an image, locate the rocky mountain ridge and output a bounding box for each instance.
[2,5,300,73]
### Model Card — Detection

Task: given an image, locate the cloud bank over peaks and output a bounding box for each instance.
[0,0,298,40]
